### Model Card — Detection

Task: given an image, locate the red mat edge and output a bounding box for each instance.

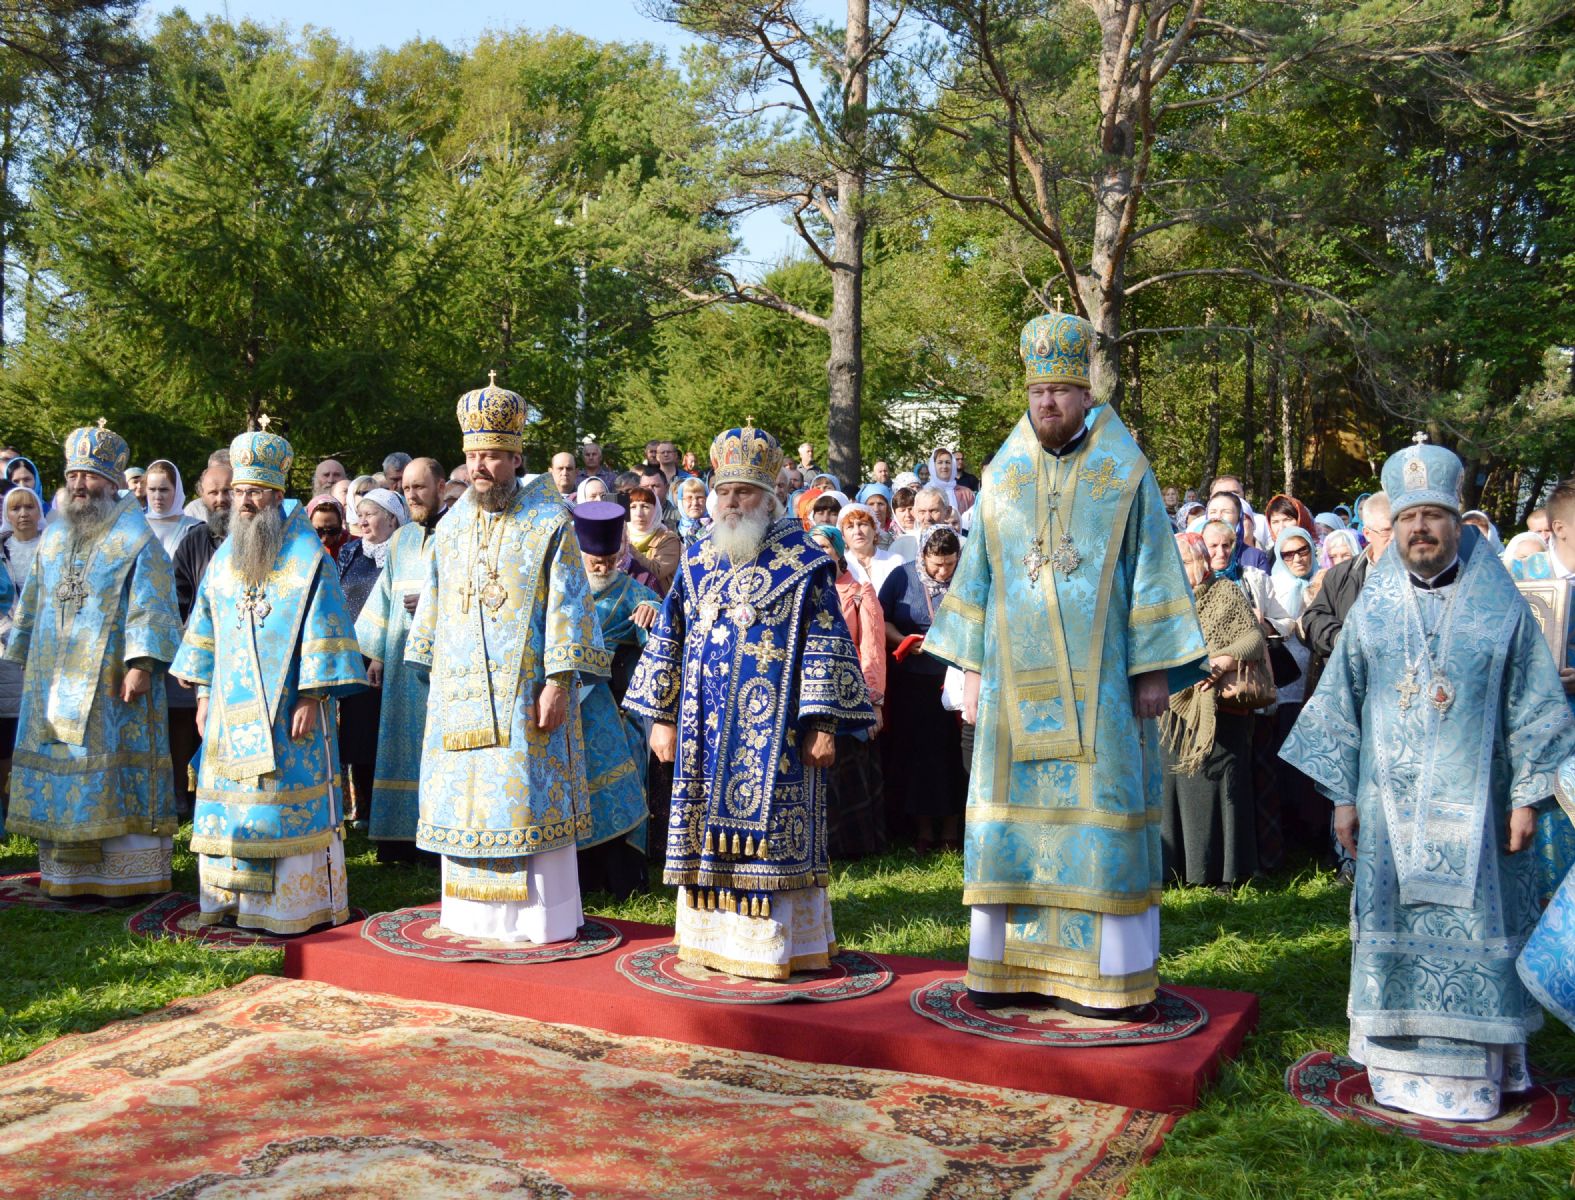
[286,913,1259,1114]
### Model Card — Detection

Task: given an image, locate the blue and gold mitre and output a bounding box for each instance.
[457,372,526,453]
[1381,435,1463,517]
[230,417,294,492]
[1020,311,1093,387]
[709,420,784,492]
[63,419,130,488]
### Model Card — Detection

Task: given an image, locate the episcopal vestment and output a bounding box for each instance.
[172,496,366,933]
[5,491,182,897]
[583,569,661,853]
[924,388,1206,1008]
[354,517,441,844]
[1283,451,1575,1119]
[405,470,613,941]
[624,505,876,979]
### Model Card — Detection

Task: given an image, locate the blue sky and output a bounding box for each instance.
[143,0,844,275]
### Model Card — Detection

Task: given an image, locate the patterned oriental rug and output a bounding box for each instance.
[911,981,1208,1047]
[360,905,622,964]
[0,976,1175,1199]
[127,894,369,950]
[1286,1051,1575,1151]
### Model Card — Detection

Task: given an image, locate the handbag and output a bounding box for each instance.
[1218,654,1277,711]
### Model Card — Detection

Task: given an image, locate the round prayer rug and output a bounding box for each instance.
[359,904,623,964]
[128,894,368,950]
[1286,1051,1575,1151]
[909,979,1209,1046]
[0,871,123,913]
[614,945,894,1004]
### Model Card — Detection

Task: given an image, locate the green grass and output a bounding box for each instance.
[2,831,1572,1198]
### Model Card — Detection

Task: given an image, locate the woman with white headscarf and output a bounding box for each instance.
[0,486,42,801]
[926,448,975,516]
[141,459,202,556]
[575,476,610,505]
[335,486,406,824]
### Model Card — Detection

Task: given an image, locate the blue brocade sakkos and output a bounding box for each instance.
[922,406,1207,1008]
[3,497,183,895]
[583,572,662,854]
[404,473,617,901]
[623,519,875,913]
[1281,527,1575,1088]
[171,503,366,930]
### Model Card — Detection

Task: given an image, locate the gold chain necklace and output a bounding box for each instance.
[462,505,511,616]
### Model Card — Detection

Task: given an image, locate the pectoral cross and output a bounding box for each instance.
[55,566,89,616]
[237,584,272,626]
[458,577,475,614]
[1023,538,1047,584]
[1395,668,1421,713]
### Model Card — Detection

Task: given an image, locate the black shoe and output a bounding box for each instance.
[1055,996,1147,1022]
[967,988,1024,1011]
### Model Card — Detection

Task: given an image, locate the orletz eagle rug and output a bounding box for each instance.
[0,871,122,914]
[0,976,1175,1199]
[127,894,369,950]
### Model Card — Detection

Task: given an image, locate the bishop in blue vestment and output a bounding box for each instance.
[1283,441,1575,1121]
[625,423,875,979]
[923,313,1207,1016]
[406,379,610,943]
[4,422,182,898]
[172,426,366,934]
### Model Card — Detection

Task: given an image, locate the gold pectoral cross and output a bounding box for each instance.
[458,577,475,614]
[237,584,272,627]
[1396,669,1421,713]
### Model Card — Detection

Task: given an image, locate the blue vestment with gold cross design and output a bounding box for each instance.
[923,405,1207,1007]
[5,496,182,853]
[582,571,661,854]
[623,520,875,912]
[354,517,441,842]
[405,472,613,900]
[171,502,366,895]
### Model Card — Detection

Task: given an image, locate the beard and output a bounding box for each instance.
[710,506,773,562]
[408,499,434,526]
[230,502,286,586]
[62,491,118,540]
[470,478,518,514]
[587,570,620,596]
[206,506,232,539]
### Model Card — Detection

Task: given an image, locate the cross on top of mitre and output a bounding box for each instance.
[1412,431,1429,445]
[257,414,272,431]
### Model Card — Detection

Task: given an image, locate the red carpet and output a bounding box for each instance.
[287,916,1258,1113]
[0,975,1175,1199]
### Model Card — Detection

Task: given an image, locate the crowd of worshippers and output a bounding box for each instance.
[4,307,1575,1129]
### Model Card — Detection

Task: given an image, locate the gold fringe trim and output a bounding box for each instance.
[664,868,829,892]
[444,880,530,902]
[203,867,275,894]
[959,884,1162,915]
[443,727,500,751]
[189,830,336,859]
[674,944,793,982]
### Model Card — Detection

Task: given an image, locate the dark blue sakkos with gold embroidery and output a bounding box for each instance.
[624,519,875,907]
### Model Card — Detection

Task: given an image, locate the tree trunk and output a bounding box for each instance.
[1280,357,1296,496]
[1085,0,1139,411]
[1204,341,1221,486]
[1242,337,1255,492]
[825,0,868,489]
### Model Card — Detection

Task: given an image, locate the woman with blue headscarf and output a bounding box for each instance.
[4,456,47,516]
[856,482,898,547]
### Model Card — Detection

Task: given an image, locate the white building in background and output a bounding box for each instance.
[885,392,961,454]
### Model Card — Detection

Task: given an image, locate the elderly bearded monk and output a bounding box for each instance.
[171,421,367,933]
[625,423,875,979]
[4,421,182,899]
[923,312,1207,1018]
[1282,438,1575,1121]
[405,377,611,943]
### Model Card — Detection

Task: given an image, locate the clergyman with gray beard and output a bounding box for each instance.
[170,424,366,935]
[3,420,184,901]
[624,422,875,981]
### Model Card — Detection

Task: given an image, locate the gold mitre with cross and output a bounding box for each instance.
[457,372,527,453]
[230,415,294,492]
[63,418,131,488]
[709,419,784,492]
[1020,311,1093,387]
